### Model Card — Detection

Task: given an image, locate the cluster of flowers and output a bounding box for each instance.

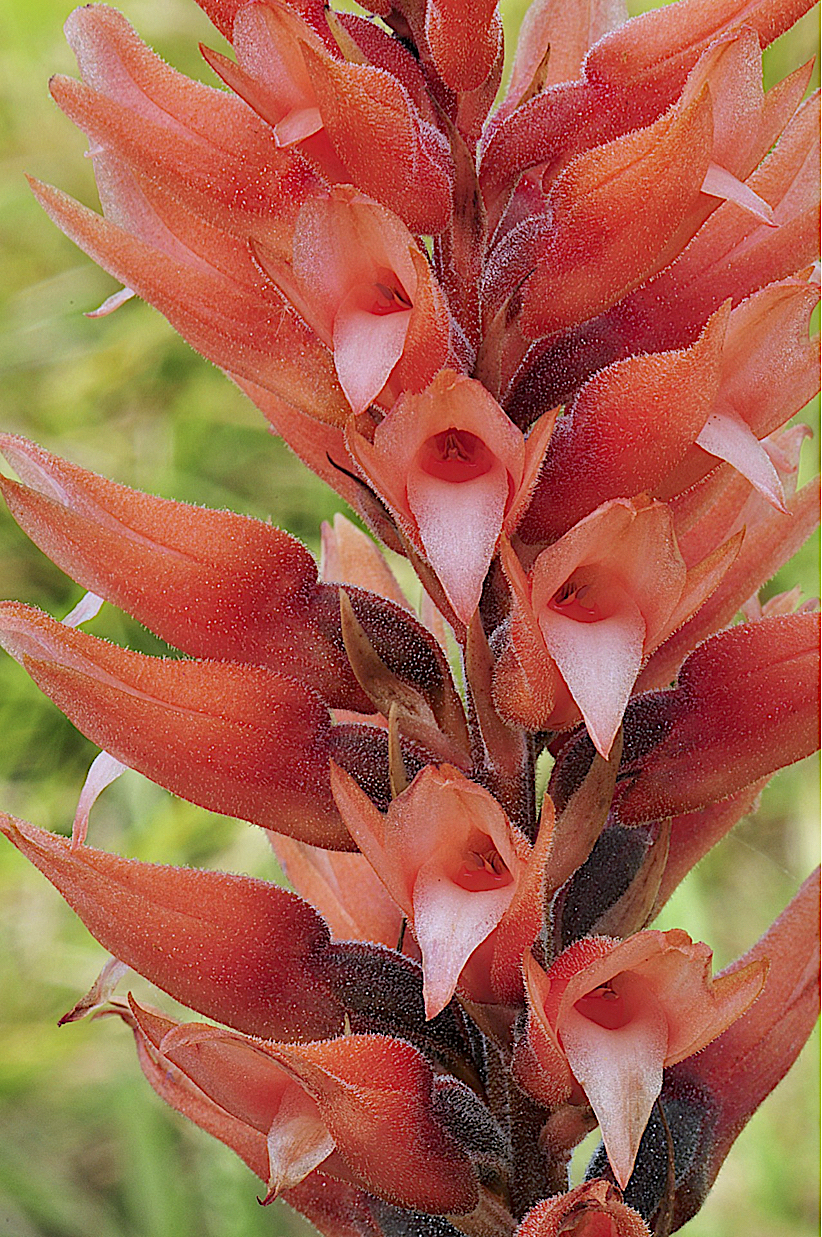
[1,0,820,1233]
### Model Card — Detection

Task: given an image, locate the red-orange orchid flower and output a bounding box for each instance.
[0,600,380,848]
[658,274,820,507]
[0,434,370,708]
[255,186,451,417]
[330,761,553,1018]
[129,999,479,1213]
[348,369,555,624]
[495,498,737,756]
[514,931,767,1188]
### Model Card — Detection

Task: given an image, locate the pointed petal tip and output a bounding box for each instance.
[0,811,32,846]
[71,749,127,849]
[701,164,777,228]
[422,981,450,1022]
[85,286,135,318]
[697,411,788,511]
[62,592,105,628]
[589,720,619,762]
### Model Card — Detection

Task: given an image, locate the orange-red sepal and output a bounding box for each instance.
[0,814,343,1040]
[425,0,501,93]
[0,602,352,847]
[271,1035,479,1213]
[0,435,370,711]
[302,48,453,235]
[30,177,350,428]
[518,307,727,546]
[618,612,821,823]
[515,88,712,338]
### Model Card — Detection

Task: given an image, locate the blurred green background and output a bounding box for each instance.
[0,1,818,1234]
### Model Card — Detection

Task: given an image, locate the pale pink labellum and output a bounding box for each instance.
[265,1089,336,1198]
[332,278,414,416]
[411,835,518,1019]
[559,972,669,1188]
[85,286,135,317]
[538,588,646,760]
[700,163,776,227]
[696,408,787,511]
[71,749,128,849]
[406,454,510,626]
[58,954,130,1025]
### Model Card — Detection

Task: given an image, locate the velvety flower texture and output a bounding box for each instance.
[1,0,820,1234]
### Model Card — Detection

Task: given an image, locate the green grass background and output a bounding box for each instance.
[0,1,818,1234]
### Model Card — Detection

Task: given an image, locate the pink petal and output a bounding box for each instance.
[406,464,509,624]
[319,513,411,608]
[538,599,646,757]
[271,834,404,947]
[265,1088,336,1197]
[274,105,323,146]
[332,291,411,414]
[560,980,668,1188]
[412,863,514,1019]
[701,163,776,227]
[85,286,135,317]
[696,409,787,511]
[71,749,128,848]
[62,591,104,627]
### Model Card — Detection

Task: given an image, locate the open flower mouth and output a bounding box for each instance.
[369,271,414,316]
[547,567,633,626]
[452,833,513,892]
[338,265,414,327]
[417,428,497,484]
[573,972,655,1034]
[550,575,603,624]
